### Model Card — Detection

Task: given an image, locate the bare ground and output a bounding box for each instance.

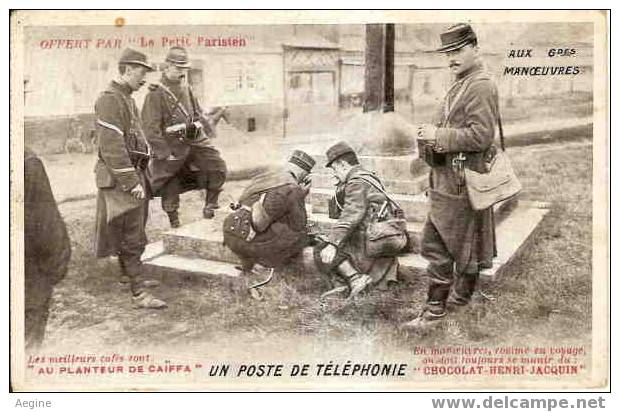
[40,139,593,360]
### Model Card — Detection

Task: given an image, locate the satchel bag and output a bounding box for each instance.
[223,206,256,242]
[352,175,409,258]
[464,113,522,211]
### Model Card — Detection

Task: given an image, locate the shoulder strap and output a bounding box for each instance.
[449,73,506,154]
[155,82,191,120]
[497,110,505,152]
[105,89,129,134]
[442,72,478,127]
[350,175,402,210]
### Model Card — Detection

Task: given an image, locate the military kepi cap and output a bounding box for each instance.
[325,141,355,167]
[166,46,191,68]
[436,23,477,53]
[118,48,154,71]
[288,150,316,173]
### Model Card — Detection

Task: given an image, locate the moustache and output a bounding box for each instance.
[449,62,460,68]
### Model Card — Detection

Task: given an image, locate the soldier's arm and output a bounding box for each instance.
[24,154,71,286]
[327,180,368,248]
[282,185,308,231]
[141,90,170,160]
[95,93,140,191]
[434,80,497,152]
[190,90,217,138]
[257,186,292,227]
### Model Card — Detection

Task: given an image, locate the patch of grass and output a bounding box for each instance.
[43,141,593,356]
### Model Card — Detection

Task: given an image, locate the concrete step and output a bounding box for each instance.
[147,196,523,274]
[307,196,519,255]
[144,252,241,279]
[163,218,242,264]
[143,202,547,283]
[308,187,429,222]
[154,195,521,265]
[161,214,424,264]
[398,201,549,281]
[309,184,522,223]
[311,173,429,196]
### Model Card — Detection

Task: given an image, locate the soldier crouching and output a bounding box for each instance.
[223,151,316,296]
[315,141,403,299]
[142,46,228,228]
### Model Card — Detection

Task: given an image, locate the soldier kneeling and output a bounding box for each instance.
[315,141,405,299]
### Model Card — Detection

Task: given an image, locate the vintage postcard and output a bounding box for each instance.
[9,10,609,391]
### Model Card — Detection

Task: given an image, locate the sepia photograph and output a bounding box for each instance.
[9,10,609,391]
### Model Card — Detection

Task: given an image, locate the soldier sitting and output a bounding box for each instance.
[315,141,401,299]
[223,150,316,295]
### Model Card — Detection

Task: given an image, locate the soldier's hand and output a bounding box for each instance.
[130,183,146,200]
[320,244,337,264]
[416,123,437,142]
[300,177,312,196]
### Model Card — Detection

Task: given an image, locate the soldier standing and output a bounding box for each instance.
[93,48,167,309]
[142,46,228,228]
[315,141,402,299]
[24,147,72,349]
[402,24,498,332]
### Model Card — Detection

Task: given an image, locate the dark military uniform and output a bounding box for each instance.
[142,75,227,216]
[316,165,398,288]
[421,62,498,309]
[24,147,71,350]
[93,80,150,294]
[223,170,310,270]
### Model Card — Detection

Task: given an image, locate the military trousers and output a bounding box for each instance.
[223,220,308,270]
[421,217,480,308]
[25,296,51,350]
[107,203,148,295]
[154,145,228,213]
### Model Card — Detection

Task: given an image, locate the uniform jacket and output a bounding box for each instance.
[141,75,213,161]
[223,170,309,268]
[93,81,148,257]
[141,75,222,193]
[328,165,398,285]
[24,147,71,309]
[431,63,499,195]
[425,63,498,272]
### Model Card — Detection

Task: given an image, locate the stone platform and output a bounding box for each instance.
[141,145,549,286]
[142,194,546,283]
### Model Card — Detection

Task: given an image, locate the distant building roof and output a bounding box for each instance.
[282,34,340,50]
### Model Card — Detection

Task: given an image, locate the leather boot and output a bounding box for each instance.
[118,257,130,284]
[167,211,180,228]
[132,291,168,309]
[447,272,479,309]
[401,284,450,333]
[242,263,274,301]
[203,189,222,219]
[127,267,166,309]
[336,259,372,299]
